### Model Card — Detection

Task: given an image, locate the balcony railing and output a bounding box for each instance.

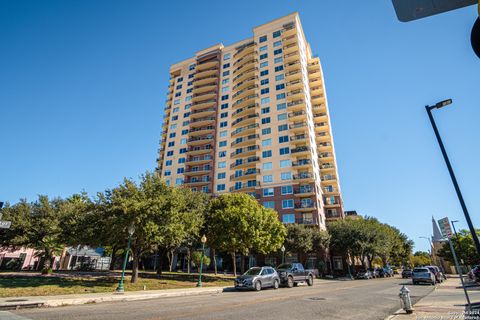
[288,110,306,118]
[232,94,258,108]
[188,136,214,143]
[230,156,260,169]
[232,85,258,99]
[293,173,314,180]
[231,134,259,147]
[296,218,316,225]
[294,187,314,195]
[291,146,310,154]
[287,100,305,107]
[290,134,307,142]
[231,113,258,126]
[292,159,311,167]
[229,181,260,192]
[231,123,259,137]
[232,76,258,91]
[289,122,307,130]
[295,202,316,209]
[230,145,260,157]
[191,107,216,116]
[232,103,258,117]
[229,169,260,180]
[319,152,333,158]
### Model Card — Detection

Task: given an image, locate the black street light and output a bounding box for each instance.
[425,100,480,255]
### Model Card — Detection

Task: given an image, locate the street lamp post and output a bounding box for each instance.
[425,100,480,255]
[116,224,135,293]
[281,245,286,264]
[196,235,207,287]
[451,220,459,238]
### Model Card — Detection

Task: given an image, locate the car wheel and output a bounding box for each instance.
[273,279,279,290]
[287,276,294,288]
[307,275,314,286]
[254,281,262,291]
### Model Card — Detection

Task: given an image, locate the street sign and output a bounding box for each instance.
[438,217,453,239]
[0,221,11,229]
[392,0,476,22]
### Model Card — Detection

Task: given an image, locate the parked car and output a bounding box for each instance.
[402,269,413,278]
[369,268,380,278]
[425,265,443,283]
[412,267,436,285]
[234,266,280,291]
[276,263,315,288]
[356,270,373,279]
[468,265,480,282]
[383,267,394,277]
[391,266,400,275]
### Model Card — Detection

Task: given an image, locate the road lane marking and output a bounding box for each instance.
[0,311,32,320]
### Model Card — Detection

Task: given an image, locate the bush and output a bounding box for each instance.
[191,251,210,272]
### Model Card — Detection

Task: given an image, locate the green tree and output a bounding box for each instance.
[206,193,286,276]
[284,224,330,265]
[191,251,211,272]
[437,229,480,267]
[411,251,432,267]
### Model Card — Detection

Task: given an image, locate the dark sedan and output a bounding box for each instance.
[402,269,412,278]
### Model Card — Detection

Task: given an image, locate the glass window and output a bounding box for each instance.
[219,151,226,158]
[223,63,230,69]
[263,175,273,183]
[260,53,268,60]
[263,187,274,196]
[165,160,172,166]
[279,147,290,155]
[217,172,226,179]
[279,135,289,143]
[273,30,282,38]
[220,130,228,138]
[280,159,291,168]
[282,214,295,223]
[164,170,171,176]
[185,96,192,101]
[177,168,184,174]
[175,92,181,97]
[221,95,229,101]
[277,103,287,110]
[167,151,173,157]
[277,113,287,121]
[262,150,272,158]
[181,129,188,135]
[189,64,195,71]
[260,61,268,68]
[281,185,293,195]
[221,103,229,109]
[260,70,269,77]
[220,112,228,118]
[174,99,180,105]
[223,53,231,60]
[178,157,185,164]
[282,199,294,209]
[273,40,282,47]
[278,124,288,131]
[275,66,284,72]
[260,79,269,85]
[168,141,175,147]
[220,121,228,128]
[179,148,187,154]
[263,201,275,209]
[221,86,229,93]
[217,184,226,191]
[218,161,226,168]
[262,128,271,135]
[274,49,283,55]
[281,172,292,180]
[261,97,270,104]
[223,71,230,76]
[175,178,183,185]
[259,35,267,43]
[276,84,285,90]
[261,88,269,95]
[261,107,270,114]
[180,138,187,144]
[276,93,286,99]
[262,138,272,147]
[261,117,271,124]
[219,140,227,147]
[222,79,230,85]
[259,45,268,52]
[275,74,285,81]
[263,162,272,170]
[274,57,283,64]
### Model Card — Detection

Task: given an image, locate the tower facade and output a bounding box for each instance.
[157,13,344,229]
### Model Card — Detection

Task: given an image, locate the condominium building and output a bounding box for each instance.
[156,13,344,229]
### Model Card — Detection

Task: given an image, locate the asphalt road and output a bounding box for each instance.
[10,277,434,320]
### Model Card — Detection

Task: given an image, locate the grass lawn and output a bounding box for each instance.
[0,272,234,298]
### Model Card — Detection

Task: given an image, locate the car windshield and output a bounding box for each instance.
[277,264,292,269]
[413,268,429,272]
[243,268,261,276]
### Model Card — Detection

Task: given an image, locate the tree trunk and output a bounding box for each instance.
[187,248,191,274]
[240,253,245,274]
[156,249,164,276]
[109,245,118,271]
[131,252,139,283]
[212,248,217,275]
[231,252,237,277]
[168,249,175,272]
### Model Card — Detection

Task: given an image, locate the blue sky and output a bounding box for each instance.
[1,1,478,252]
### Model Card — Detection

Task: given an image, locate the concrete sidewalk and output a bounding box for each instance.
[0,286,228,310]
[386,276,480,320]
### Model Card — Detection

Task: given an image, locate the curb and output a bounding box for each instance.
[0,287,228,310]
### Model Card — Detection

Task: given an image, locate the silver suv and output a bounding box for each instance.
[234,266,280,291]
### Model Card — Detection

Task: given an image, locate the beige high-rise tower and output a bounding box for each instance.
[157,13,344,229]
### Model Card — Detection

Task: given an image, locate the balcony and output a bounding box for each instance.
[187,136,214,146]
[232,85,258,100]
[283,42,299,55]
[193,83,218,94]
[285,61,301,72]
[288,110,307,121]
[190,107,216,119]
[316,132,330,143]
[294,186,315,197]
[184,177,211,186]
[232,94,258,110]
[231,123,259,137]
[233,51,257,67]
[230,156,260,169]
[289,121,308,132]
[188,125,215,137]
[318,152,333,161]
[285,69,302,81]
[286,79,304,90]
[291,146,311,156]
[311,94,325,104]
[295,217,316,225]
[283,26,297,38]
[233,58,258,75]
[187,145,214,156]
[234,43,255,59]
[196,60,219,72]
[309,77,322,87]
[323,187,338,195]
[284,50,299,63]
[321,175,337,182]
[282,34,297,46]
[287,88,305,100]
[317,142,332,152]
[294,202,317,211]
[232,103,258,119]
[320,163,335,171]
[229,181,260,192]
[231,134,259,147]
[314,122,329,132]
[229,169,260,181]
[191,90,217,103]
[191,99,216,111]
[233,67,258,83]
[232,76,258,91]
[292,159,312,169]
[195,66,219,78]
[293,173,314,182]
[231,113,258,126]
[184,167,212,176]
[313,112,328,122]
[230,145,260,158]
[190,117,215,128]
[194,75,219,87]
[287,99,306,111]
[290,134,307,143]
[186,155,213,165]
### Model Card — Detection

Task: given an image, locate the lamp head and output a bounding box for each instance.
[434,99,452,109]
[128,224,135,236]
[281,245,285,252]
[201,234,207,244]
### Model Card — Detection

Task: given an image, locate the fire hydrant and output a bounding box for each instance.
[399,285,413,314]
